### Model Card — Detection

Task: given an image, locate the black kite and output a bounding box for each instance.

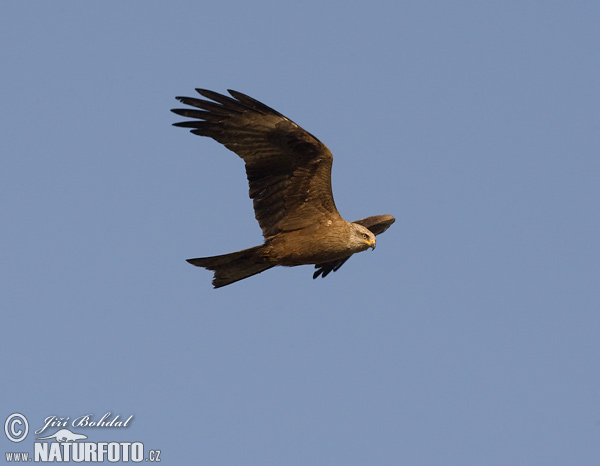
[172,89,395,288]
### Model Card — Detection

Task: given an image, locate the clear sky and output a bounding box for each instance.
[1,1,599,465]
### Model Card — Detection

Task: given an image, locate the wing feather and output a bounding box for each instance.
[172,89,339,238]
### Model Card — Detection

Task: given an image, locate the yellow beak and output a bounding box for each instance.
[364,239,376,250]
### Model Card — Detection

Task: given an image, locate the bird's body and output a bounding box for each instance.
[172,89,395,288]
[265,219,372,266]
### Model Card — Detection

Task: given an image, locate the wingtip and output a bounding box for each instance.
[195,88,218,99]
[172,121,202,128]
[171,108,192,117]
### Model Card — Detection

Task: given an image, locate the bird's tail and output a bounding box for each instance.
[187,245,274,288]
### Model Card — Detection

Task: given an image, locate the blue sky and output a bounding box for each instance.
[1,1,599,464]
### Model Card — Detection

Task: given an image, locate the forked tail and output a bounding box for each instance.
[187,245,274,288]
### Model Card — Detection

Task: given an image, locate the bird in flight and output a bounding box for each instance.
[172,89,395,288]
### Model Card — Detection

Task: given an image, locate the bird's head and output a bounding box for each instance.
[350,223,376,251]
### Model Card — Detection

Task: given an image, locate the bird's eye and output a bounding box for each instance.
[363,233,369,239]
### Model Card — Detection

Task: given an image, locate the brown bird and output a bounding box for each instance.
[172,89,395,288]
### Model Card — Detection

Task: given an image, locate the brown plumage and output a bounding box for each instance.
[172,89,395,288]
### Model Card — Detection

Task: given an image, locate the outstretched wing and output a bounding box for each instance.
[172,89,340,238]
[313,215,395,278]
